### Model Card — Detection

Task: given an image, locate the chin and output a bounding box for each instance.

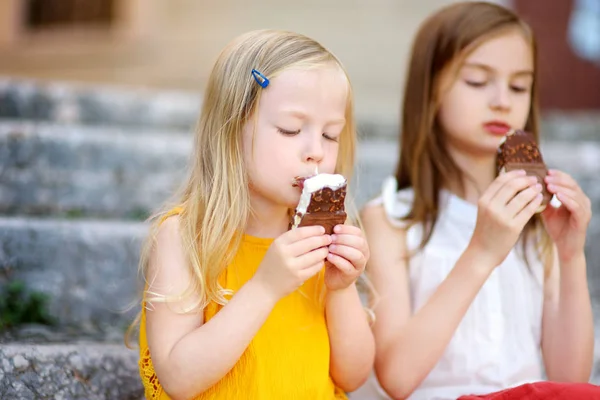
[465,143,501,159]
[481,147,502,158]
[480,136,505,152]
[278,190,301,210]
[286,197,300,210]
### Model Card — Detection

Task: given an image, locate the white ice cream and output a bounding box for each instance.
[293,173,346,228]
[498,128,515,145]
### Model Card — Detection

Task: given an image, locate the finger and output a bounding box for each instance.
[328,244,365,269]
[332,224,362,235]
[493,175,539,206]
[288,234,332,256]
[332,233,370,260]
[544,170,583,193]
[555,192,589,222]
[282,225,326,244]
[546,182,579,199]
[549,184,592,213]
[331,233,366,250]
[546,170,578,191]
[514,193,543,227]
[505,183,543,218]
[482,169,527,203]
[326,253,357,274]
[295,247,329,269]
[298,261,324,281]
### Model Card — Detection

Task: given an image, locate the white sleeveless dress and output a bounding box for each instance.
[350,177,545,400]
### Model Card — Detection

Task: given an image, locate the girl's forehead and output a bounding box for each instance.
[258,66,349,116]
[269,66,347,93]
[463,31,533,71]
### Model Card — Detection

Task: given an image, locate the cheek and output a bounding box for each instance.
[246,128,274,159]
[242,132,276,182]
[251,136,295,179]
[322,142,340,171]
[445,84,481,111]
[438,86,482,130]
[438,101,467,135]
[515,96,532,123]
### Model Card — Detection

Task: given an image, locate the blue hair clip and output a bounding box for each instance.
[251,69,269,88]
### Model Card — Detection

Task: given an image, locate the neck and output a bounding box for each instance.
[446,148,497,204]
[245,194,291,238]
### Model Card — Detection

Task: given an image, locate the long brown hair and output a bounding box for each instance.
[394,2,551,270]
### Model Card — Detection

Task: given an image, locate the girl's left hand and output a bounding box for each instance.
[542,169,592,263]
[324,224,370,291]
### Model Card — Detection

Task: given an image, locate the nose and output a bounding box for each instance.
[303,131,324,165]
[489,81,511,112]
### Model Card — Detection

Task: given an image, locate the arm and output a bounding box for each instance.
[365,170,543,399]
[541,170,594,381]
[326,282,375,392]
[362,204,495,399]
[146,217,278,399]
[542,250,593,381]
[146,218,329,399]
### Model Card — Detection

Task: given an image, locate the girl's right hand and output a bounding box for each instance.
[469,169,543,268]
[251,225,331,301]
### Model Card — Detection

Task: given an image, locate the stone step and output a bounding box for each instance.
[1,210,599,334]
[0,342,142,400]
[2,331,600,400]
[0,122,398,218]
[3,338,599,400]
[0,217,145,332]
[0,77,395,139]
[1,121,599,218]
[0,77,200,131]
[0,121,192,219]
[2,77,600,140]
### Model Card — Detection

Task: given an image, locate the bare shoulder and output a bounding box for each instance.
[360,203,407,245]
[155,214,182,250]
[148,215,191,297]
[360,202,408,270]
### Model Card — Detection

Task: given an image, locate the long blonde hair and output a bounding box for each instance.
[394,2,552,272]
[135,30,357,324]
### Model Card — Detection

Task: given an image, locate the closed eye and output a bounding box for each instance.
[323,133,339,142]
[510,85,529,93]
[278,128,300,136]
[465,80,487,87]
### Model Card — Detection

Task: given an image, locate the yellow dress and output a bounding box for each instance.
[139,210,347,399]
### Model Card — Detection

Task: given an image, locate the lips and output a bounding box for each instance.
[292,166,320,189]
[484,121,511,136]
[292,175,317,189]
[292,176,307,189]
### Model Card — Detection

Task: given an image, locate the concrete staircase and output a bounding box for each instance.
[0,77,599,399]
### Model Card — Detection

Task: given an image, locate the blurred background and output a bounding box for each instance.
[0,0,598,398]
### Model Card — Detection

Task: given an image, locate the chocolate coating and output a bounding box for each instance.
[497,130,552,210]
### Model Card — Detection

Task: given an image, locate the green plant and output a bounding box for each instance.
[0,280,56,330]
[65,209,84,219]
[127,207,151,221]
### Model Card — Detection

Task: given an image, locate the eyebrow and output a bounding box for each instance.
[281,110,346,125]
[462,62,533,77]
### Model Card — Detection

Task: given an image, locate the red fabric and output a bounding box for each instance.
[458,382,600,400]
